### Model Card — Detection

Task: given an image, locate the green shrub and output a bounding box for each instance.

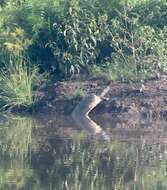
[1,0,167,80]
[110,7,167,80]
[133,0,167,28]
[47,0,114,77]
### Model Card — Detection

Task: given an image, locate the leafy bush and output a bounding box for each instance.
[0,0,167,80]
[0,0,64,71]
[47,0,114,77]
[1,27,32,56]
[110,7,167,80]
[133,0,167,28]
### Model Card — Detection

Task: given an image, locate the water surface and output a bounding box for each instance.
[0,113,167,190]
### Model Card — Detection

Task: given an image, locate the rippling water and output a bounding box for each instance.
[0,113,167,190]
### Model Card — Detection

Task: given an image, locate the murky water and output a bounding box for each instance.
[1,113,167,190]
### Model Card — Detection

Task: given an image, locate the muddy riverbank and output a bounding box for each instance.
[32,76,167,123]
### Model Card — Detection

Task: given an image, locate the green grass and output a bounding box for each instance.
[0,56,41,110]
[72,88,87,99]
[89,65,117,82]
[89,60,147,83]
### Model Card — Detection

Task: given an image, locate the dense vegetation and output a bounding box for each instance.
[1,0,167,109]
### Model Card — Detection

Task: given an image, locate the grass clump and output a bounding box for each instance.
[0,56,42,110]
[72,88,87,99]
[89,65,117,82]
[89,63,135,82]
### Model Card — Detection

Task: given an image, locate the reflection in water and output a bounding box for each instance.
[0,115,37,190]
[0,115,36,159]
[0,161,33,190]
[0,114,167,189]
[31,139,167,190]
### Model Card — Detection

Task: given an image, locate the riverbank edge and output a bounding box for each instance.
[8,76,167,122]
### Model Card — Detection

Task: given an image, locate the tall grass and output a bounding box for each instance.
[0,55,39,110]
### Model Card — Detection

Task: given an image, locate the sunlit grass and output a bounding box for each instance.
[0,56,41,110]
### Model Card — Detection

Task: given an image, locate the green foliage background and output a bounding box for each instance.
[1,0,167,77]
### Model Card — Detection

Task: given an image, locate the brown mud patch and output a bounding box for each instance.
[33,76,167,127]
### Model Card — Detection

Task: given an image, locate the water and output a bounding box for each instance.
[0,113,167,190]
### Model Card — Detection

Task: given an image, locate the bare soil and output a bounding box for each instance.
[35,76,167,120]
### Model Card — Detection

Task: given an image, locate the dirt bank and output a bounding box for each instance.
[35,76,167,122]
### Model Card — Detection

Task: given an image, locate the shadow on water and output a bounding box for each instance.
[1,113,167,189]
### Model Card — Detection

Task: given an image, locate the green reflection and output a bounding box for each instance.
[0,114,36,159]
[32,137,167,190]
[0,163,33,190]
[0,115,167,190]
[0,115,37,190]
